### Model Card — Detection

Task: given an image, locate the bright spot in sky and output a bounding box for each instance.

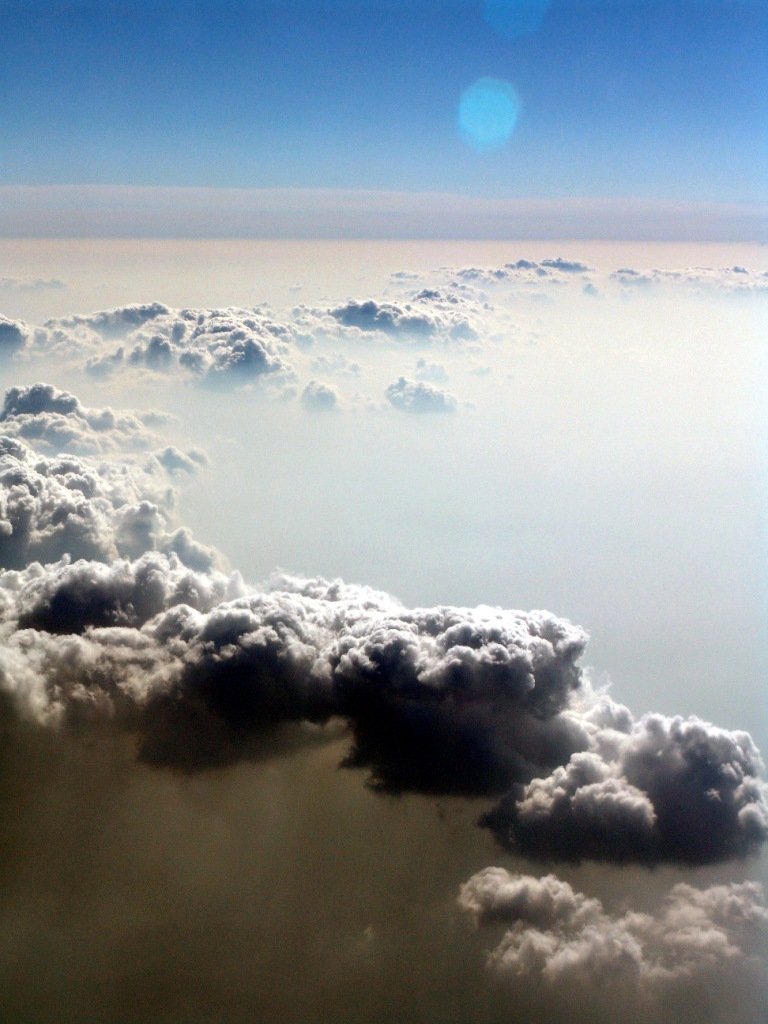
[458,78,521,152]
[483,0,551,39]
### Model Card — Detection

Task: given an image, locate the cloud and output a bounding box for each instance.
[29,305,303,390]
[610,265,768,292]
[323,295,479,344]
[301,380,339,411]
[0,430,765,862]
[414,357,449,383]
[449,258,594,288]
[0,382,164,455]
[0,276,66,292]
[385,377,458,413]
[309,351,361,377]
[0,428,765,864]
[0,437,214,571]
[0,316,29,356]
[0,557,590,781]
[481,709,768,865]
[459,869,767,1018]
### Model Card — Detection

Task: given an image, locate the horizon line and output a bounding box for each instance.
[1,185,766,242]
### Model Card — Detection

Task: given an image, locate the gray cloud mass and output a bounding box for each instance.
[0,436,765,863]
[459,869,767,1017]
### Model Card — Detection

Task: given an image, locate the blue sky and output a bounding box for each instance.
[1,1,766,212]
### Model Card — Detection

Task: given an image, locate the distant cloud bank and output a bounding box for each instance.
[1,186,766,240]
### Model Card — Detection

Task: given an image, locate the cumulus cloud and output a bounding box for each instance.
[0,558,590,781]
[0,437,214,571]
[0,432,765,861]
[481,707,768,865]
[294,290,482,347]
[301,379,339,411]
[385,376,458,413]
[28,305,304,390]
[0,382,165,455]
[0,316,29,356]
[459,869,767,1019]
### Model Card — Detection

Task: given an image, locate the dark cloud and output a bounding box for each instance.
[330,299,439,338]
[0,480,765,862]
[0,560,589,781]
[385,376,458,413]
[0,430,765,865]
[0,316,29,355]
[482,711,768,865]
[459,869,767,1018]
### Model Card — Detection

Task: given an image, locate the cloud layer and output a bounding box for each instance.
[459,868,767,1017]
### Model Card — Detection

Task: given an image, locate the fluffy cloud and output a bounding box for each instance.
[0,558,589,781]
[0,437,214,571]
[459,869,766,1016]
[481,709,768,865]
[385,376,458,413]
[293,289,484,348]
[301,379,339,411]
[0,382,165,455]
[28,305,303,390]
[0,316,29,355]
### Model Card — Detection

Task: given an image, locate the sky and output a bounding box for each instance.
[1,2,768,1023]
[1,0,767,237]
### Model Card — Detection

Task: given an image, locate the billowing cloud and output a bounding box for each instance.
[459,869,766,1016]
[27,305,304,390]
[385,376,458,413]
[0,557,589,781]
[414,357,449,383]
[0,316,29,355]
[0,382,164,455]
[0,508,765,866]
[296,290,482,346]
[0,437,214,571]
[482,709,768,865]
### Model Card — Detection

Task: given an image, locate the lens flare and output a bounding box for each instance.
[458,78,521,153]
